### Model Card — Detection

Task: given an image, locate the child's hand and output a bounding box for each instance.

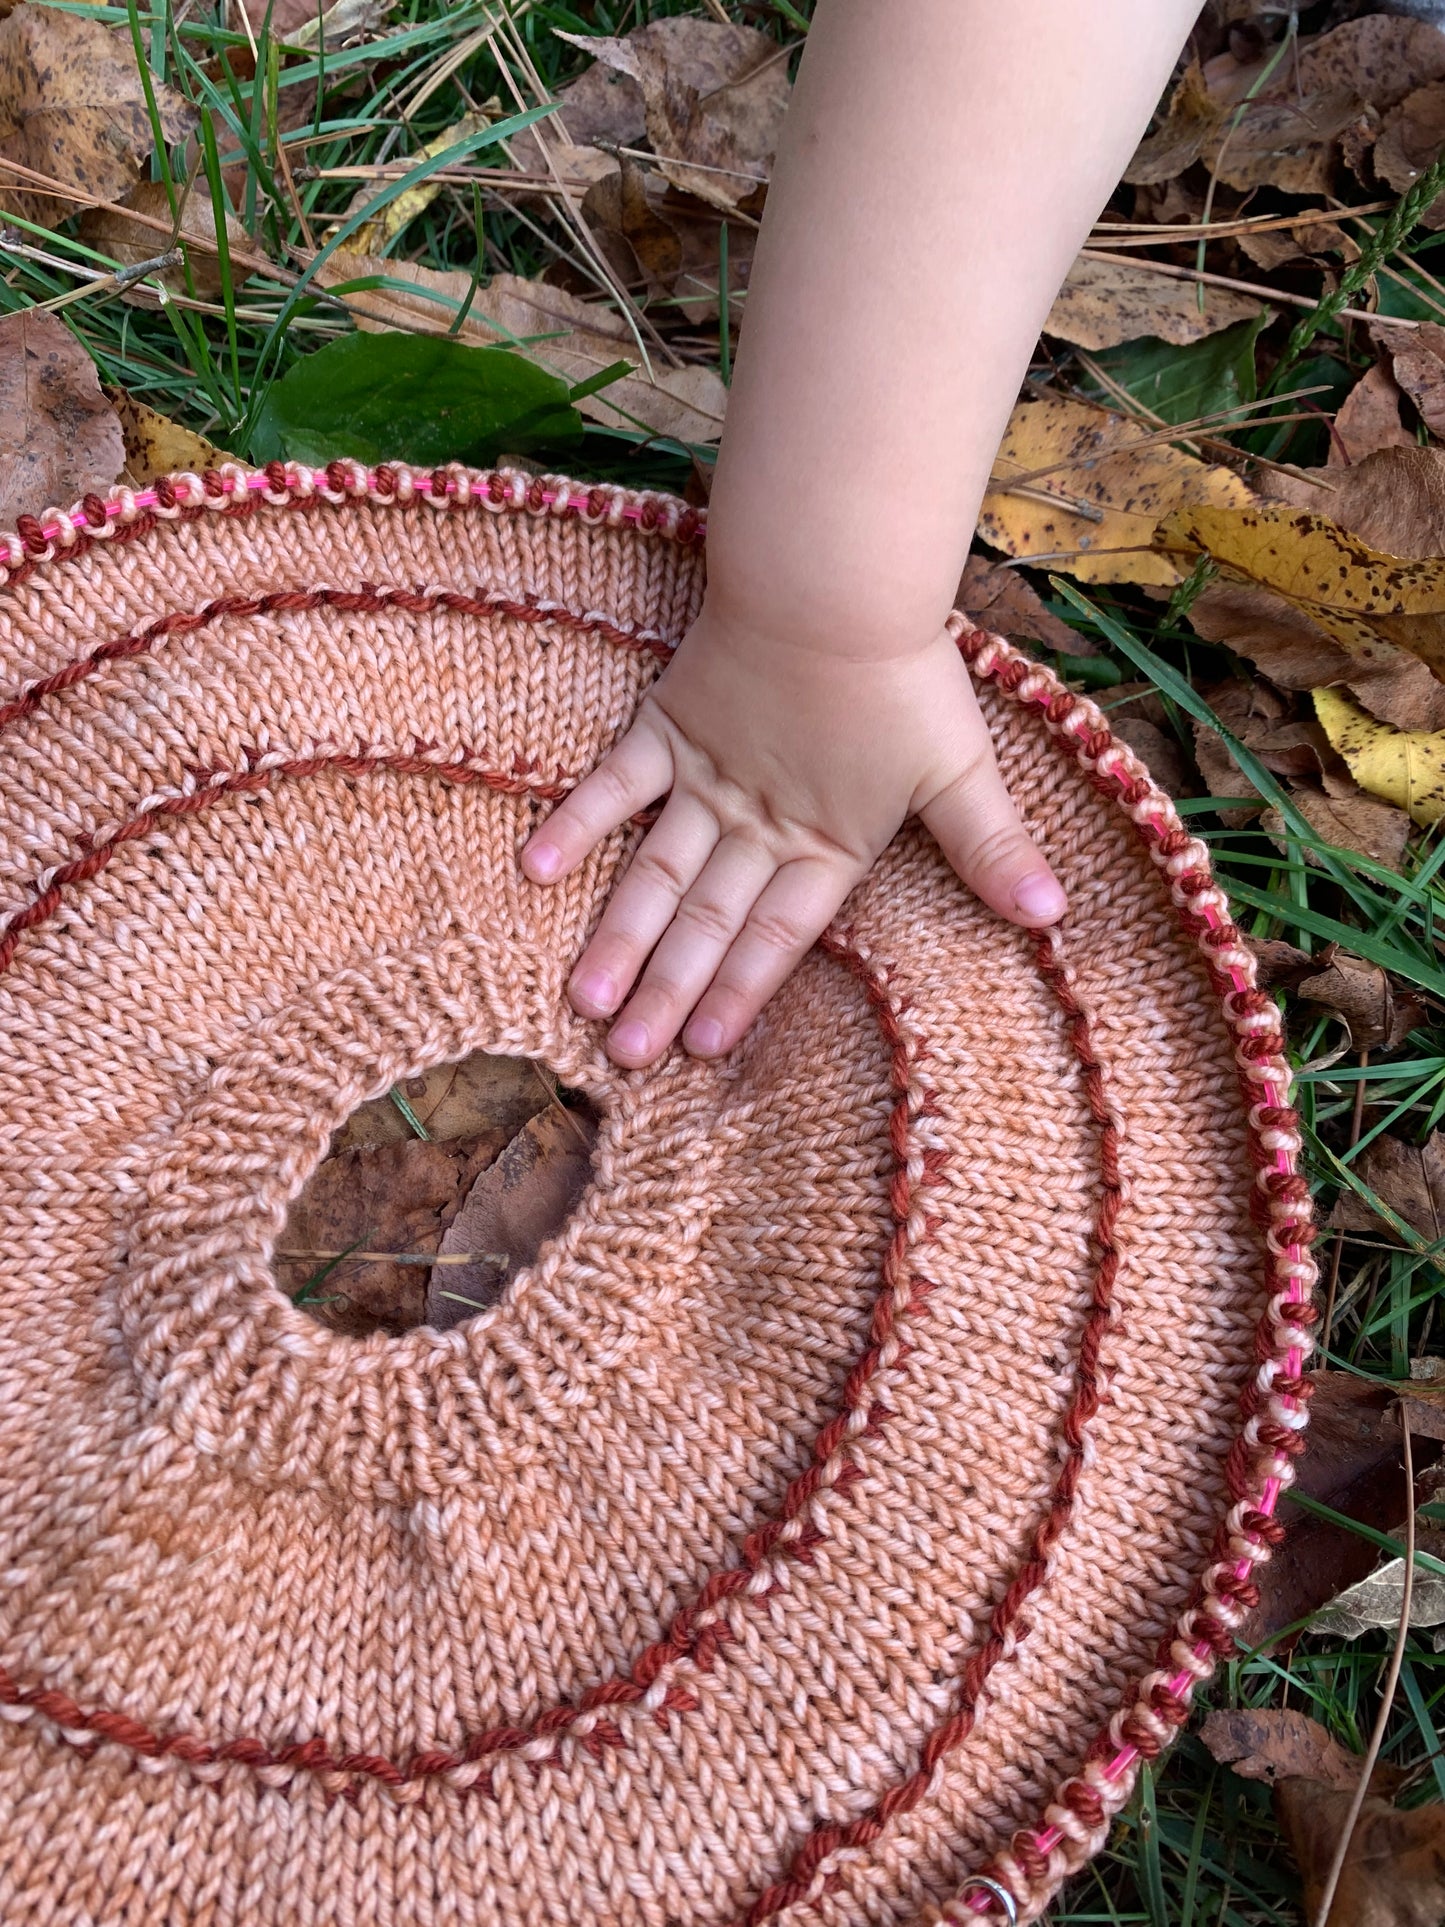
[521,611,1065,1067]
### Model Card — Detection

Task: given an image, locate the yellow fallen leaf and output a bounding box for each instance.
[1314,684,1445,825]
[345,108,494,255]
[105,389,236,487]
[1158,501,1445,679]
[1160,501,1445,616]
[317,251,727,444]
[976,395,1256,588]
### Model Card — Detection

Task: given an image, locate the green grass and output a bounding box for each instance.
[6,1,1445,1921]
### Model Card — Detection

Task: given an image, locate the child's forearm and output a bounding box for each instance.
[705,0,1200,660]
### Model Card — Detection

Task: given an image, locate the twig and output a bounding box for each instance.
[1088,201,1393,247]
[985,477,1106,522]
[1079,247,1421,333]
[30,248,185,314]
[303,149,770,190]
[0,155,279,280]
[529,1059,593,1150]
[1311,1413,1416,1927]
[1000,394,1328,491]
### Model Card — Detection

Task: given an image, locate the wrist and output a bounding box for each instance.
[698,580,950,669]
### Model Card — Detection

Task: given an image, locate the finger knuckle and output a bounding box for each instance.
[592,759,643,814]
[674,896,736,944]
[748,907,806,956]
[932,745,999,809]
[967,822,1033,878]
[632,845,695,895]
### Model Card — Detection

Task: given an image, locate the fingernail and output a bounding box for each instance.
[525,840,561,881]
[1013,873,1067,922]
[685,1016,724,1056]
[571,969,618,1014]
[609,1019,649,1059]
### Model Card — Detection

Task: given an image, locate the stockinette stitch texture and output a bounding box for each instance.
[0,462,1315,1927]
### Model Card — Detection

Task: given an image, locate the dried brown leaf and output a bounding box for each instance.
[1310,1538,1445,1637]
[0,5,196,229]
[318,252,728,443]
[1164,481,1445,693]
[954,555,1093,655]
[1188,571,1445,733]
[1239,214,1355,273]
[1192,717,1261,825]
[1189,577,1353,688]
[1045,254,1264,350]
[671,196,755,324]
[1243,1371,1428,1643]
[1285,13,1445,137]
[1110,716,1193,796]
[1125,60,1225,185]
[1331,1129,1445,1239]
[1402,1370,1445,1444]
[1201,1708,1403,1795]
[1296,950,1426,1048]
[1280,774,1413,869]
[518,17,693,161]
[1276,1782,1445,1927]
[1375,77,1445,224]
[1210,90,1368,195]
[1373,320,1445,439]
[582,154,685,296]
[0,310,124,529]
[329,1051,549,1154]
[1130,16,1445,198]
[554,20,788,215]
[427,1106,599,1328]
[1245,935,1314,990]
[237,0,389,47]
[1185,681,1408,858]
[1330,362,1415,466]
[77,179,251,306]
[276,1139,469,1335]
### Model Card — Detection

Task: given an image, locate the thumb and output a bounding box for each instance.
[918,752,1067,929]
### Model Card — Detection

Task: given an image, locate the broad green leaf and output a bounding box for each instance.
[1242,351,1352,466]
[1082,313,1268,427]
[250,333,583,468]
[1373,267,1445,325]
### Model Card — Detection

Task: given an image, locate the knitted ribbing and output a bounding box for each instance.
[0,463,1314,1927]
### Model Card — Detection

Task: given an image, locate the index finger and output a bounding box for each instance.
[521,718,673,883]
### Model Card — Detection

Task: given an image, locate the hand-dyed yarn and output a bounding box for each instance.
[0,462,1314,1927]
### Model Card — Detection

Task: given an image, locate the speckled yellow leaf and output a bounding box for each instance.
[1160,500,1445,680]
[1160,502,1445,613]
[977,397,1256,588]
[1314,685,1445,824]
[106,389,235,487]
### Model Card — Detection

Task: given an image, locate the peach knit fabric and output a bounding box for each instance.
[0,464,1315,1927]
